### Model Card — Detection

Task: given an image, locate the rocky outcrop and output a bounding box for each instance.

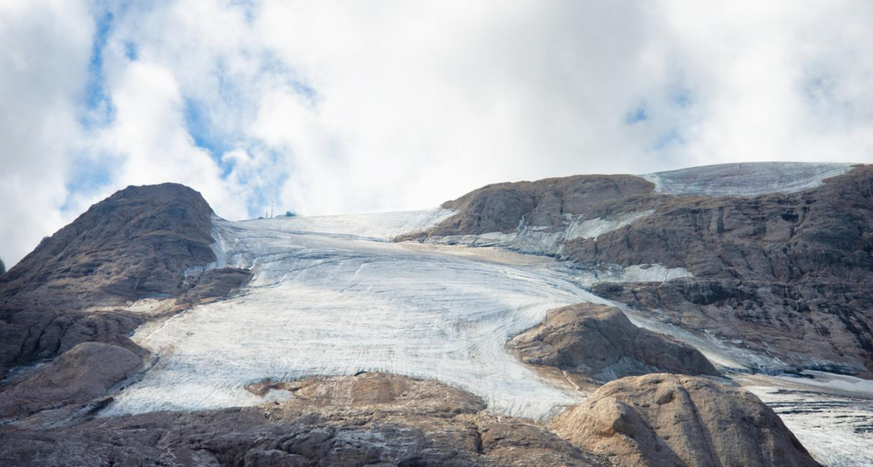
[401,174,657,239]
[509,303,718,381]
[0,184,249,379]
[0,373,606,467]
[0,342,143,419]
[0,257,5,276]
[552,373,818,467]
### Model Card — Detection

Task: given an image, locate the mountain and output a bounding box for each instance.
[2,163,871,466]
[0,183,251,379]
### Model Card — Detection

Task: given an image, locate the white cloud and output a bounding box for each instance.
[1,0,873,266]
[0,0,93,266]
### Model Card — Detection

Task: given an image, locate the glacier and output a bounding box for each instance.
[104,208,873,466]
[110,212,599,419]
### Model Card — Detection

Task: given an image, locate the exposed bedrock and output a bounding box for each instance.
[413,164,873,377]
[0,342,143,419]
[508,303,718,382]
[0,183,250,379]
[0,373,607,467]
[552,373,818,467]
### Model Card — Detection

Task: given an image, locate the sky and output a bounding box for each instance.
[1,0,873,266]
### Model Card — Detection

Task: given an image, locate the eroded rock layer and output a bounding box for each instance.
[0,373,606,467]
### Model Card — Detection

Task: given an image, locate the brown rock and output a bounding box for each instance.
[509,303,718,381]
[0,342,143,419]
[552,373,818,467]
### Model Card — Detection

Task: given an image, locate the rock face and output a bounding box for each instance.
[509,303,718,382]
[552,373,818,467]
[1,183,216,306]
[578,165,873,376]
[0,342,143,419]
[412,164,873,377]
[0,183,250,379]
[0,373,606,467]
[0,257,5,276]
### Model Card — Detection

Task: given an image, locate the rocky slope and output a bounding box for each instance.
[508,303,718,382]
[552,373,817,467]
[410,163,873,378]
[0,183,251,380]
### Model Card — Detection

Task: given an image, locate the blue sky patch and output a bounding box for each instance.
[184,97,232,171]
[124,41,138,61]
[625,104,648,124]
[85,11,113,112]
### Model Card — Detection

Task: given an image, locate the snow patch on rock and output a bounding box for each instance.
[415,210,655,258]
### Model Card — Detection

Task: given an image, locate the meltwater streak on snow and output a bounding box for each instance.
[642,162,853,197]
[108,212,610,420]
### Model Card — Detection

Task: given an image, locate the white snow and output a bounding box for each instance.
[247,207,456,240]
[642,162,853,197]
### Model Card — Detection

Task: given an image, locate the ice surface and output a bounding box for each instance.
[642,162,853,197]
[743,373,873,467]
[108,213,614,420]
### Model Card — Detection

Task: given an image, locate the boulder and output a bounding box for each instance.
[552,373,818,467]
[509,303,718,381]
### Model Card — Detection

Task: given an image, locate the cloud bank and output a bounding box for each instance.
[1,0,872,265]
